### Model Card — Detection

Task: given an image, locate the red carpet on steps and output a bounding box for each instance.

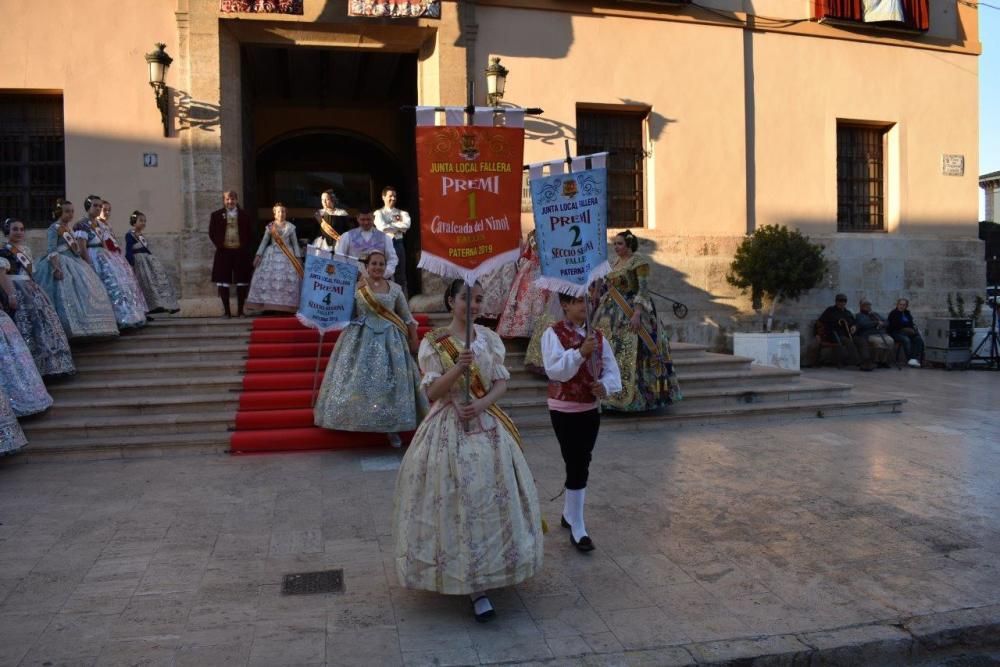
[230,315,431,455]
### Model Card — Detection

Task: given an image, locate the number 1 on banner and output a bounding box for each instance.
[467,192,477,220]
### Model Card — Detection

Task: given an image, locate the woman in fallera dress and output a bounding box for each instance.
[496,230,559,339]
[313,249,427,448]
[393,280,543,623]
[0,384,27,456]
[246,203,303,313]
[477,260,517,322]
[34,200,118,340]
[125,210,180,315]
[592,230,680,412]
[75,195,146,329]
[0,272,52,418]
[0,218,75,377]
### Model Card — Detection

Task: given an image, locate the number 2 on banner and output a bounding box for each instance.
[467,192,477,220]
[570,225,582,247]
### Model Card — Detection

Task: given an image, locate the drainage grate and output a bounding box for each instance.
[281,569,344,595]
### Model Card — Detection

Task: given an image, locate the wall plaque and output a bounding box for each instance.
[942,154,965,177]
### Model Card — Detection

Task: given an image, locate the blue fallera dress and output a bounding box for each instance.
[0,309,52,417]
[74,219,147,329]
[0,383,27,456]
[0,246,75,377]
[314,283,428,433]
[33,223,118,339]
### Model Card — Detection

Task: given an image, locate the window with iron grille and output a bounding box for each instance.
[577,107,647,229]
[837,123,888,233]
[0,93,65,229]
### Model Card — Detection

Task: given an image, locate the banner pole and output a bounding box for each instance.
[311,331,325,408]
[563,141,600,377]
[463,80,475,431]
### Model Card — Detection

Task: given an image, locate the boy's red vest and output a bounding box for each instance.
[547,321,603,404]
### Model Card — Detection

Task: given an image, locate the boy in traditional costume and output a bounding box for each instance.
[541,292,621,552]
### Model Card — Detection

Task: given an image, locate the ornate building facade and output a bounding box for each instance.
[0,0,984,345]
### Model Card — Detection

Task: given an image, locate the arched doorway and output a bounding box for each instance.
[255,130,405,235]
[253,129,420,290]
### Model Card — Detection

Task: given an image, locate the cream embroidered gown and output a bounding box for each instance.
[393,325,543,594]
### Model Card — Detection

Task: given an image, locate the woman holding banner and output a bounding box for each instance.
[246,203,303,313]
[593,230,680,412]
[313,249,425,447]
[393,280,543,623]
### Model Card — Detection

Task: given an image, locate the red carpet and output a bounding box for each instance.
[230,314,430,454]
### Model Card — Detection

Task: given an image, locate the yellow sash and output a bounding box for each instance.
[607,283,660,355]
[270,225,304,278]
[319,219,341,243]
[358,284,408,336]
[428,327,522,448]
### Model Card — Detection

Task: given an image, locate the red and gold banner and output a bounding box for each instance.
[416,113,524,282]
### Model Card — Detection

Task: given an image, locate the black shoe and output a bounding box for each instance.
[561,516,571,530]
[570,533,595,552]
[471,595,495,623]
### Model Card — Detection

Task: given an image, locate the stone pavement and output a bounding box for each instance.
[0,366,998,666]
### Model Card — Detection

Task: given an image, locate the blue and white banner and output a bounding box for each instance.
[529,153,610,296]
[296,251,359,334]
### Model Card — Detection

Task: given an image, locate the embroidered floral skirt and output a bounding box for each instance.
[9,278,75,378]
[496,259,557,339]
[393,402,543,594]
[0,311,53,417]
[34,254,119,339]
[592,297,681,412]
[133,253,180,314]
[246,246,301,313]
[0,384,27,456]
[314,321,427,433]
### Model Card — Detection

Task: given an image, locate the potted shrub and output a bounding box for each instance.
[948,293,993,354]
[726,225,828,369]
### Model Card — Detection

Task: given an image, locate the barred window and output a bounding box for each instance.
[577,106,647,229]
[0,93,65,228]
[837,123,888,233]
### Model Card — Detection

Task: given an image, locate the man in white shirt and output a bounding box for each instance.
[541,291,622,553]
[334,209,398,275]
[373,186,411,293]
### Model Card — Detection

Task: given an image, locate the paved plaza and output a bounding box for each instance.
[1,366,998,666]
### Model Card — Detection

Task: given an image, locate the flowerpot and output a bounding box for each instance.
[733,332,800,370]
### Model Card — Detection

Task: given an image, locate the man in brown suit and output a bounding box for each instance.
[209,190,254,317]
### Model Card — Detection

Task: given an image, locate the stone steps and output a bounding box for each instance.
[500,378,853,415]
[81,331,252,350]
[45,375,245,399]
[20,410,236,441]
[514,396,905,433]
[11,432,232,461]
[12,317,903,461]
[41,393,240,419]
[64,359,247,378]
[71,344,250,366]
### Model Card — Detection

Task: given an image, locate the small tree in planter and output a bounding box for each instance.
[726,225,828,333]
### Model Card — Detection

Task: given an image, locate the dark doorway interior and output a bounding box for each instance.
[241,45,419,288]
